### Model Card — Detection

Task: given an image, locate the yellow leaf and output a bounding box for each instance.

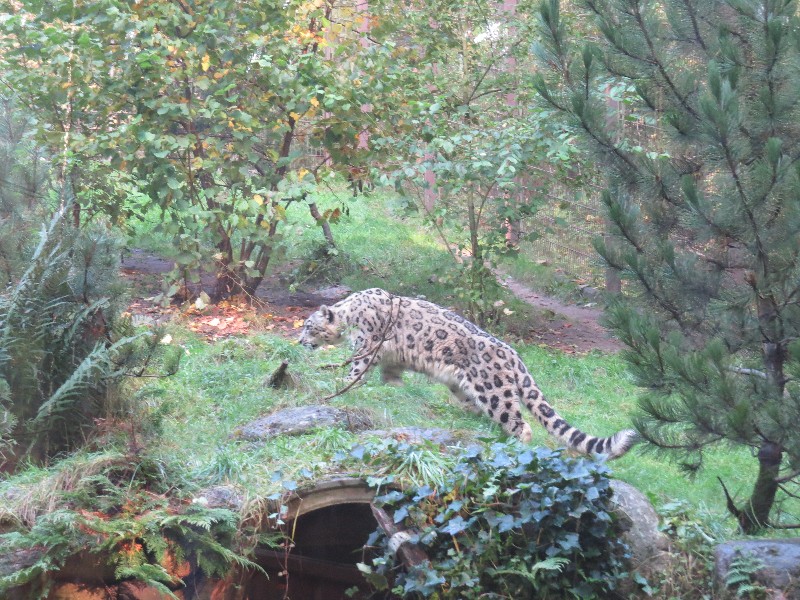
[292,319,304,329]
[289,111,301,121]
[309,97,319,107]
[298,168,309,180]
[253,194,264,205]
[201,54,210,72]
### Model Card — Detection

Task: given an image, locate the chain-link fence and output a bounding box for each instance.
[519,166,605,280]
[512,106,661,287]
[494,161,609,287]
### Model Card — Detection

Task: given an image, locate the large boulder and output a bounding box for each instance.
[235,405,373,440]
[715,539,800,598]
[610,480,671,574]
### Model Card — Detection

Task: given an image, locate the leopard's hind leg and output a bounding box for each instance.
[380,362,405,386]
[456,380,533,441]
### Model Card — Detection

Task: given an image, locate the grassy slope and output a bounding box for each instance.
[131,185,800,531]
[145,330,771,526]
[274,184,458,299]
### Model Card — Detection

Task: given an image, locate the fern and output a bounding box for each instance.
[114,565,179,599]
[0,208,181,462]
[0,454,261,598]
[725,552,767,599]
[31,334,144,427]
[489,556,571,585]
[0,376,16,460]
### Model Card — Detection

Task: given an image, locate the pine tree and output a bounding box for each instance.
[535,0,800,532]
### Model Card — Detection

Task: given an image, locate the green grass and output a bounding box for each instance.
[128,324,800,535]
[114,184,799,531]
[273,185,546,336]
[274,185,461,299]
[125,205,181,258]
[511,347,776,522]
[138,327,498,492]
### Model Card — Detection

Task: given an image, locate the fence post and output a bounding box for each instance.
[503,0,522,247]
[604,85,622,294]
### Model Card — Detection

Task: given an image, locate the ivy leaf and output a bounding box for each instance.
[585,486,600,501]
[440,515,468,535]
[393,506,409,524]
[497,513,517,533]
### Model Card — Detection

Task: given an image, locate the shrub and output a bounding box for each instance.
[0,209,180,465]
[360,440,629,599]
[0,451,261,599]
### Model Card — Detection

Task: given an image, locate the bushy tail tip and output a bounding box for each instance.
[607,429,639,460]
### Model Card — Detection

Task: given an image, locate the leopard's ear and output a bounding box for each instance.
[320,305,334,323]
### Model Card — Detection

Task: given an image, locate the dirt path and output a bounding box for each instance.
[498,273,622,354]
[120,250,620,352]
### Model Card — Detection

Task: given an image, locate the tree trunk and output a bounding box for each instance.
[739,441,782,533]
[733,303,787,533]
[212,269,243,302]
[467,197,485,324]
[308,202,336,249]
[211,231,242,301]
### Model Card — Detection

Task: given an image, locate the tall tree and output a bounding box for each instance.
[0,0,372,301]
[356,0,569,324]
[535,0,800,531]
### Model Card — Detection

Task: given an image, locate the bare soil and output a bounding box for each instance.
[120,250,350,340]
[120,250,620,352]
[499,274,622,354]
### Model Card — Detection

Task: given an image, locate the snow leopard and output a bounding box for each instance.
[299,288,636,458]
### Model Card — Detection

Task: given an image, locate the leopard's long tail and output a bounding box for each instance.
[521,383,637,459]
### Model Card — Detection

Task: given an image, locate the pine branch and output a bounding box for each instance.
[718,476,744,521]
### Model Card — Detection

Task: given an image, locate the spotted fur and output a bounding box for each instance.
[299,288,636,459]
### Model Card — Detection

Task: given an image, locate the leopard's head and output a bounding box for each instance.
[299,305,343,349]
